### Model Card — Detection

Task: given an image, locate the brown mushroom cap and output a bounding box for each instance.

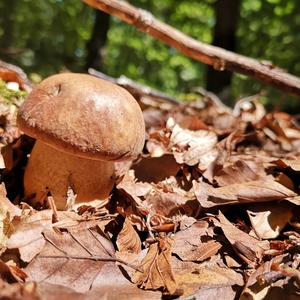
[17,73,145,161]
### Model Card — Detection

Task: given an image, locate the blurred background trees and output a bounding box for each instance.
[0,0,299,110]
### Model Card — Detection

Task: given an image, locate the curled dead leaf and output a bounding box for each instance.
[117,218,141,253]
[132,237,177,294]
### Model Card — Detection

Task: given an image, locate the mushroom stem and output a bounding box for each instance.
[24,141,115,209]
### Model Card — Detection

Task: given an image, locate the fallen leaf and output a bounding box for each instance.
[272,158,300,171]
[173,257,244,297]
[194,176,296,208]
[0,280,40,300]
[132,237,177,294]
[247,202,293,239]
[214,160,263,186]
[173,221,220,262]
[144,185,195,218]
[132,154,181,183]
[0,184,21,251]
[87,262,161,300]
[216,211,269,267]
[0,259,27,283]
[169,121,218,168]
[240,254,287,300]
[116,218,141,253]
[187,285,237,300]
[6,209,107,262]
[24,226,136,293]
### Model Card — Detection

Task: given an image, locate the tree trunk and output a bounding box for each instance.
[0,0,17,60]
[85,9,110,70]
[206,0,241,102]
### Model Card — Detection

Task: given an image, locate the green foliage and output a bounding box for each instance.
[103,0,214,96]
[1,0,300,109]
[233,0,300,110]
[0,0,93,76]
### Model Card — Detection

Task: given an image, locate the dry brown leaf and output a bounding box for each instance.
[0,183,21,251]
[272,158,300,171]
[0,280,40,300]
[257,113,293,151]
[0,259,27,283]
[173,221,220,262]
[187,286,237,300]
[173,257,244,297]
[214,160,263,186]
[169,121,218,168]
[0,184,20,216]
[36,282,85,300]
[240,254,288,300]
[117,171,153,200]
[24,226,134,294]
[87,262,161,300]
[6,209,105,262]
[176,239,221,263]
[144,185,195,218]
[194,176,296,208]
[132,237,177,294]
[116,218,141,253]
[247,202,293,239]
[132,154,181,183]
[216,211,269,267]
[0,183,21,254]
[143,107,167,130]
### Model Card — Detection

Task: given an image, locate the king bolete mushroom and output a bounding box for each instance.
[17,73,145,209]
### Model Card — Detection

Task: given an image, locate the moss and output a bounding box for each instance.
[0,79,27,103]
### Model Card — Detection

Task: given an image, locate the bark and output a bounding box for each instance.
[206,0,241,99]
[85,9,110,70]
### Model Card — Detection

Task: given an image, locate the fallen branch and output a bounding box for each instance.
[83,0,300,97]
[89,68,180,105]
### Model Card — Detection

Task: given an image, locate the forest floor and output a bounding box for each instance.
[0,64,299,300]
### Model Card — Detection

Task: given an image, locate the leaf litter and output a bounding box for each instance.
[0,65,300,299]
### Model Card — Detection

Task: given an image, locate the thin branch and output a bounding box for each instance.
[89,68,180,105]
[83,0,300,97]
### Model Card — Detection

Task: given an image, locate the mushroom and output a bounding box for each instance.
[17,73,145,209]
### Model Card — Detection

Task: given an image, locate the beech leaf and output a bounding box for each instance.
[216,211,269,266]
[247,202,293,239]
[116,218,141,253]
[194,176,296,208]
[132,237,177,294]
[173,221,220,262]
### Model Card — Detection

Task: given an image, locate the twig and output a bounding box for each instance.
[47,195,59,224]
[83,0,300,97]
[89,68,180,105]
